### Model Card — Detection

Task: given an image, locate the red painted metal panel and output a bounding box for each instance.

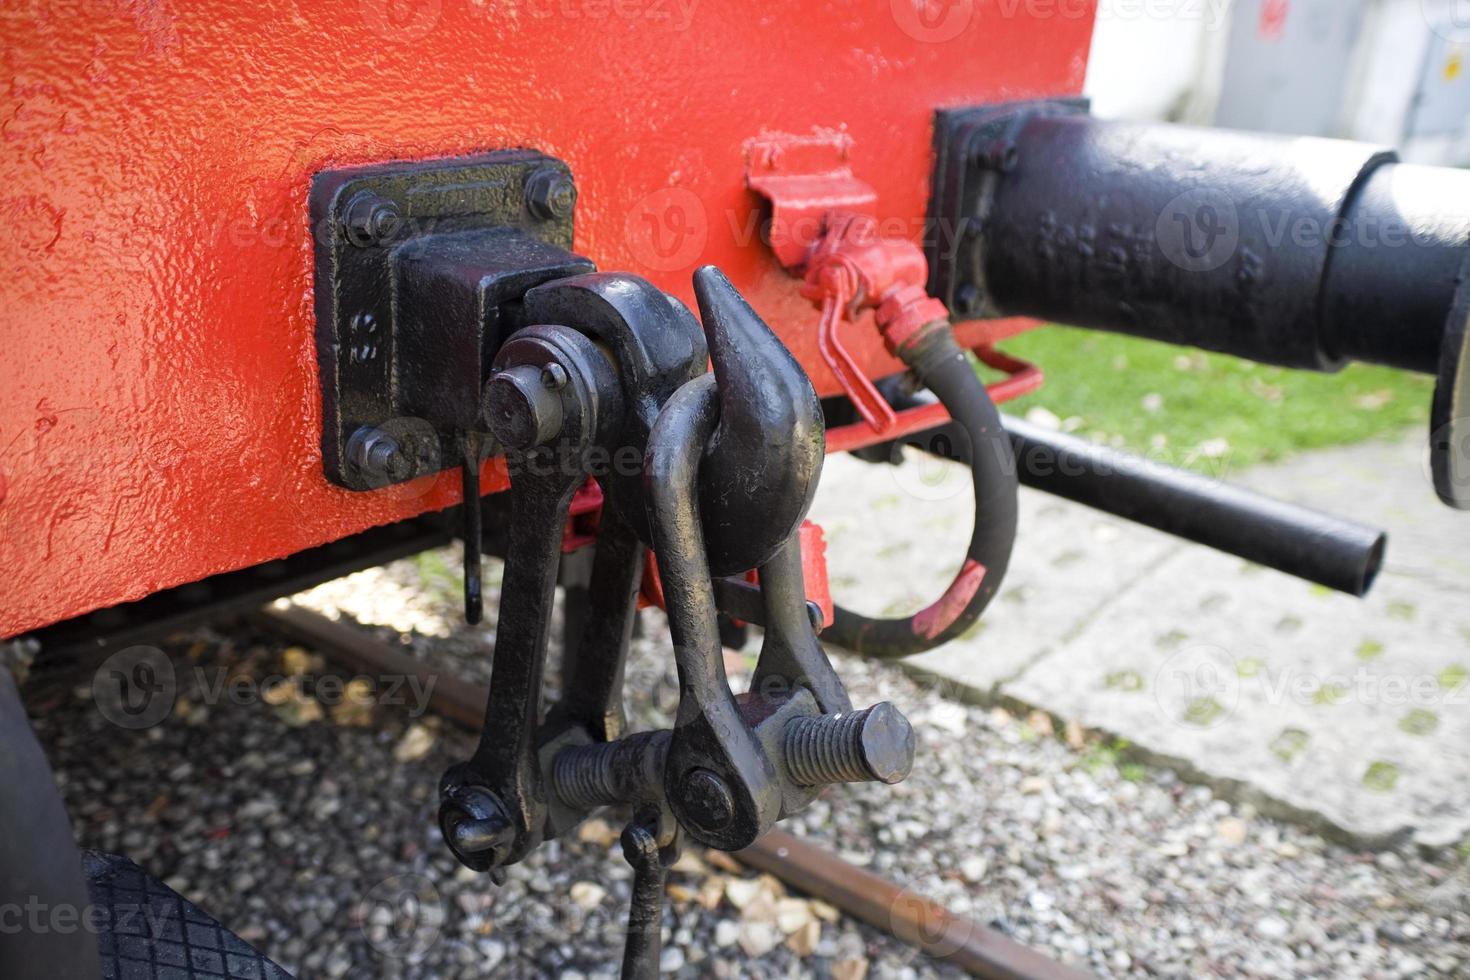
[0,1,1094,636]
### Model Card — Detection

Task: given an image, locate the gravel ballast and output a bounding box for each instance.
[24,545,1470,978]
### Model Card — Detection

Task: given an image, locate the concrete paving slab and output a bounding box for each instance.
[814,431,1470,848]
[810,451,1180,693]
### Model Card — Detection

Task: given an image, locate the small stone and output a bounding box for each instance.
[755,874,785,899]
[810,900,840,923]
[575,818,618,847]
[831,957,870,980]
[477,938,506,969]
[714,920,741,948]
[1216,817,1248,845]
[1254,916,1290,941]
[740,891,780,929]
[330,680,375,726]
[659,947,685,972]
[960,855,989,883]
[737,920,782,957]
[238,799,277,820]
[724,877,762,910]
[671,851,707,875]
[281,646,319,676]
[697,877,725,910]
[704,850,743,873]
[569,881,606,911]
[262,682,296,707]
[393,724,435,762]
[785,919,821,956]
[775,898,813,935]
[1395,956,1426,977]
[1064,719,1086,750]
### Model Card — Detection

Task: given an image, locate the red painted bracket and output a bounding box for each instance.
[561,479,604,553]
[744,132,878,270]
[638,520,833,629]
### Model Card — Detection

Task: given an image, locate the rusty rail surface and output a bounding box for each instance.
[254,603,1095,980]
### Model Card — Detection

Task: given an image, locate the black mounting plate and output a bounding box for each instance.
[310,150,591,490]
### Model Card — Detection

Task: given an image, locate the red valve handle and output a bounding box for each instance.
[814,272,898,434]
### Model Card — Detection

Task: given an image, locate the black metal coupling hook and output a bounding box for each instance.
[690,266,826,577]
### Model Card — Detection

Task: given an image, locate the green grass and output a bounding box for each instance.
[992,325,1433,473]
[1078,739,1149,783]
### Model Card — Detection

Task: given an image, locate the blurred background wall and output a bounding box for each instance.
[1085,0,1470,164]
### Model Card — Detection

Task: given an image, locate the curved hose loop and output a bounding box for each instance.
[824,325,1020,659]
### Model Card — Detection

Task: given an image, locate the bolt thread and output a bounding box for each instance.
[784,708,877,786]
[553,743,614,809]
[552,731,669,810]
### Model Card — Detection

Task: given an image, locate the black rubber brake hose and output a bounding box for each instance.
[824,325,1019,659]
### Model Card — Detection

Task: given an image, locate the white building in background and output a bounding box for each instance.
[1084,0,1470,164]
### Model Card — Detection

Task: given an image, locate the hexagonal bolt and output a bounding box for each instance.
[341,191,403,247]
[346,426,414,483]
[482,364,565,450]
[971,137,1019,174]
[524,167,577,221]
[783,702,915,787]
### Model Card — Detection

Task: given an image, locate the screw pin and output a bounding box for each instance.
[783,702,915,787]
